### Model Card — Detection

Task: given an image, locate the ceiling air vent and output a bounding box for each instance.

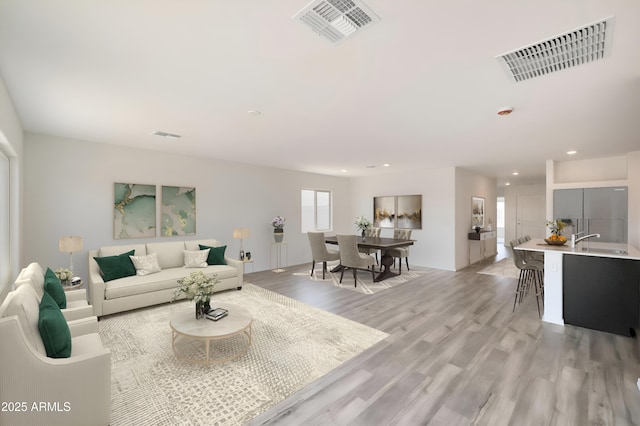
[152,131,181,139]
[292,0,380,45]
[496,16,615,83]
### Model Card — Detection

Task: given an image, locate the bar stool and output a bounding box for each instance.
[510,240,544,318]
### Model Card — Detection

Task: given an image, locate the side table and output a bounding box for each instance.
[63,282,84,292]
[242,259,254,273]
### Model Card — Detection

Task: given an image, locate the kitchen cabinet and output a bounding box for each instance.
[553,187,628,243]
[563,255,640,336]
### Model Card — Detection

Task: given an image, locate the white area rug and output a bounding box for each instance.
[295,260,429,295]
[99,283,388,425]
[477,258,519,279]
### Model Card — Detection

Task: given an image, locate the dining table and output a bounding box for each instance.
[324,235,415,282]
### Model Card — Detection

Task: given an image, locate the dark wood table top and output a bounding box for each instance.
[324,235,415,249]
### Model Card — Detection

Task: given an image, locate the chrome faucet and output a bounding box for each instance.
[570,233,601,248]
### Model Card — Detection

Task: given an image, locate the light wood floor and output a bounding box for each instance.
[244,251,640,426]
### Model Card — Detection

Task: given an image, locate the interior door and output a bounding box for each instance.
[516,194,546,239]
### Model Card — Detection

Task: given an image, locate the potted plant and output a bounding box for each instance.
[355,215,372,238]
[272,215,286,242]
[172,270,219,319]
[545,219,567,245]
[54,267,73,285]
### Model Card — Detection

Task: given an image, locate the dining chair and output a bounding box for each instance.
[358,227,381,264]
[336,234,375,287]
[386,229,412,274]
[307,232,341,280]
[510,240,544,318]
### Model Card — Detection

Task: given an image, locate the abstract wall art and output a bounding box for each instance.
[396,195,422,229]
[161,186,196,236]
[374,196,396,228]
[114,183,156,239]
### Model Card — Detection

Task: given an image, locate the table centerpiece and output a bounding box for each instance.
[355,215,372,239]
[545,219,568,245]
[172,270,220,319]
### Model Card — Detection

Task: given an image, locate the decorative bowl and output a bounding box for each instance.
[544,237,567,246]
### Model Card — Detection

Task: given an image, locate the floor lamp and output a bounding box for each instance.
[233,228,250,260]
[59,236,83,275]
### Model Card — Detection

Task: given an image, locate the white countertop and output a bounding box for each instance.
[515,238,640,260]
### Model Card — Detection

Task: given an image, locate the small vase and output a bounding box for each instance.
[274,229,284,243]
[361,229,366,241]
[195,301,209,319]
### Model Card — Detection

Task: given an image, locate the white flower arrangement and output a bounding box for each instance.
[55,267,73,282]
[355,215,372,231]
[172,271,219,304]
[272,215,286,230]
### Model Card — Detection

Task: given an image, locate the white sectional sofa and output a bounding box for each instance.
[0,284,111,426]
[88,239,243,317]
[15,262,94,321]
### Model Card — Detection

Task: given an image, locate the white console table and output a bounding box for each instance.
[468,230,497,264]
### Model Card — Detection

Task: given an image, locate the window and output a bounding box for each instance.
[301,189,332,232]
[0,150,9,293]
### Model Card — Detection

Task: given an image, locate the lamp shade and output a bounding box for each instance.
[233,228,250,239]
[59,236,83,253]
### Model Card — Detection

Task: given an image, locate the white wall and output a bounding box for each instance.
[503,184,546,245]
[350,167,456,270]
[23,133,352,281]
[350,166,495,271]
[455,168,497,270]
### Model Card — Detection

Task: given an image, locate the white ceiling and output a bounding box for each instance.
[1,1,639,186]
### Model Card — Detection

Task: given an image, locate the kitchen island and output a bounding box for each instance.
[515,239,640,336]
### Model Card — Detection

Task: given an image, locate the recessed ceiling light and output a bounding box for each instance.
[512,171,519,176]
[567,150,578,155]
[152,130,181,139]
[505,182,511,186]
[341,169,348,173]
[247,110,261,116]
[383,163,391,167]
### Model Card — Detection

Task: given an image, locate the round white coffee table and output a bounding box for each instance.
[170,302,252,365]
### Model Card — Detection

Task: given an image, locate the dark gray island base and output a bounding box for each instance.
[563,255,640,336]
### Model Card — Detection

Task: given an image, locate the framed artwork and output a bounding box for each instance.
[397,195,422,229]
[161,186,196,236]
[114,183,156,239]
[374,196,396,228]
[472,196,485,228]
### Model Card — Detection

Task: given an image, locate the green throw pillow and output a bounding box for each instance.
[44,267,67,309]
[93,250,137,282]
[199,244,227,265]
[38,291,72,358]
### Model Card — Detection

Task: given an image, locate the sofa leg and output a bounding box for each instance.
[237,286,243,290]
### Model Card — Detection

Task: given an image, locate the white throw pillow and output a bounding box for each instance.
[184,249,210,268]
[129,253,162,276]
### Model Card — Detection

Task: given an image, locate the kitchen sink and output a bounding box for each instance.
[581,247,628,255]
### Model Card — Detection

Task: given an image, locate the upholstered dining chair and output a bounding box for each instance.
[510,239,544,318]
[386,229,412,274]
[358,227,381,264]
[307,232,340,279]
[336,234,375,287]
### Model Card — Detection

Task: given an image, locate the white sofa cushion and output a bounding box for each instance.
[104,264,238,300]
[184,249,209,268]
[15,262,46,299]
[99,244,147,257]
[129,252,162,276]
[147,241,186,269]
[0,285,47,355]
